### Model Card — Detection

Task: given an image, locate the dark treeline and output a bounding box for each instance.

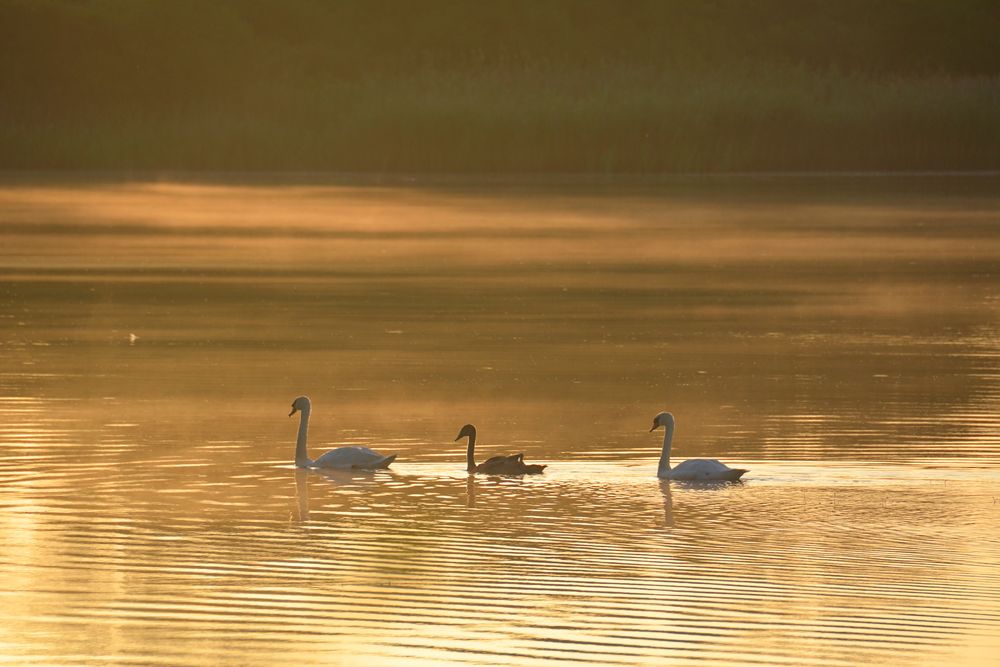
[2,0,999,172]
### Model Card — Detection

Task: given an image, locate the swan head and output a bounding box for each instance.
[455,424,477,441]
[650,411,675,432]
[289,395,311,417]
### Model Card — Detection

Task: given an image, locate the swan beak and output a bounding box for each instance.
[289,408,297,417]
[649,423,659,432]
[454,434,462,441]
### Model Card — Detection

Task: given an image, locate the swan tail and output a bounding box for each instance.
[728,468,749,481]
[353,454,396,470]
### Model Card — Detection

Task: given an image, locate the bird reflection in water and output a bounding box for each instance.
[292,467,395,522]
[294,468,310,522]
[657,478,747,529]
[659,479,674,528]
[466,475,476,507]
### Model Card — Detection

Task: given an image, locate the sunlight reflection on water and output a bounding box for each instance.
[1,175,1000,666]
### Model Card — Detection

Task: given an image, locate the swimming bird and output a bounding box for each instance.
[289,396,396,469]
[455,424,546,475]
[650,411,747,481]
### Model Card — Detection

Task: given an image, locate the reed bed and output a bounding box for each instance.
[2,1,998,172]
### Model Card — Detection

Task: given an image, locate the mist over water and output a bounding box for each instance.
[1,175,999,665]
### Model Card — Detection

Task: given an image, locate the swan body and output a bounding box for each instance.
[289,396,396,470]
[455,424,546,475]
[650,411,747,481]
[311,445,395,469]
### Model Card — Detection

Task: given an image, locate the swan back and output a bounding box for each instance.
[669,459,747,481]
[476,455,546,475]
[312,446,396,470]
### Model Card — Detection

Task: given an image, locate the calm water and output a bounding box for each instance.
[1,174,999,666]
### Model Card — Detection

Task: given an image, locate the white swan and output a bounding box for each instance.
[289,396,396,469]
[650,411,747,481]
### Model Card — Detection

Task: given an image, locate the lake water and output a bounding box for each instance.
[1,174,999,665]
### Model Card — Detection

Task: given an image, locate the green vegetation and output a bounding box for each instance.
[2,0,999,172]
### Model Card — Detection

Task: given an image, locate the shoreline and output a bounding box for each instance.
[2,170,999,188]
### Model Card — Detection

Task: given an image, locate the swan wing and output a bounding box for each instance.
[670,458,747,481]
[476,453,546,475]
[312,446,395,470]
[476,455,513,472]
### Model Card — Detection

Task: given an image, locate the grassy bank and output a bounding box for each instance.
[2,1,999,172]
[5,64,998,173]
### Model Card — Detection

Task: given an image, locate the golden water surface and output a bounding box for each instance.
[1,174,999,665]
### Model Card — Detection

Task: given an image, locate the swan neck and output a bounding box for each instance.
[657,421,674,476]
[465,431,477,472]
[295,406,312,467]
